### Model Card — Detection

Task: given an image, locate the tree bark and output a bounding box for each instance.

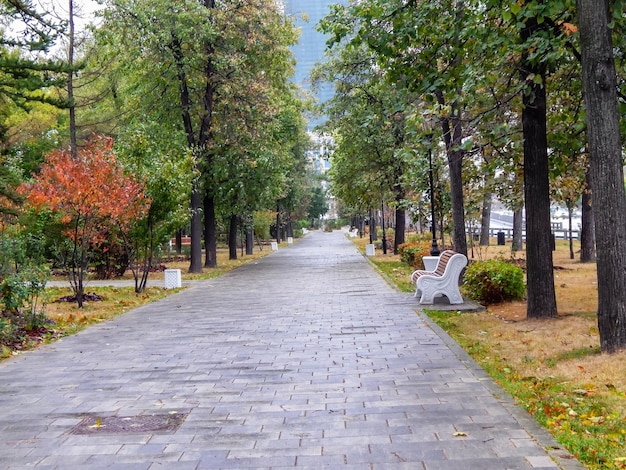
[394,208,405,254]
[577,0,626,353]
[246,228,254,255]
[275,203,281,243]
[567,203,575,260]
[286,212,293,238]
[228,213,238,260]
[580,168,596,262]
[520,14,557,319]
[175,229,183,255]
[512,207,523,252]
[479,193,492,246]
[188,184,203,273]
[370,212,378,241]
[394,187,406,254]
[203,193,217,268]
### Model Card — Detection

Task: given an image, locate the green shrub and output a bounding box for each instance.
[0,266,49,339]
[325,219,338,231]
[0,317,17,346]
[253,211,275,240]
[398,241,431,269]
[462,259,526,304]
[406,232,433,244]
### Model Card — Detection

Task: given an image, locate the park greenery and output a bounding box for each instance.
[0,1,328,319]
[314,1,626,353]
[0,0,625,428]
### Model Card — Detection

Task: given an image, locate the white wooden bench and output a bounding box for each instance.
[410,250,468,305]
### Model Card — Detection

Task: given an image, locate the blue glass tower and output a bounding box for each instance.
[283,0,347,128]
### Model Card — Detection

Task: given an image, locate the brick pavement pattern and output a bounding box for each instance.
[0,230,583,469]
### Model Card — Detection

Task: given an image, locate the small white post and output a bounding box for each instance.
[164,269,182,289]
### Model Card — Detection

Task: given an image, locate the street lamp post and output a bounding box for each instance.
[381,199,387,255]
[425,132,440,256]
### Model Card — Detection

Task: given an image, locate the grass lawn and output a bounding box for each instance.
[353,234,626,469]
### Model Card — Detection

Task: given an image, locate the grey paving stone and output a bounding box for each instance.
[0,230,583,469]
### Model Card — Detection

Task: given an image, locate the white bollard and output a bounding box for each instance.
[164,269,182,289]
[271,241,278,251]
[287,237,294,244]
[365,244,375,256]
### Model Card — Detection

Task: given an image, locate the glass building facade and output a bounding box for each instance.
[283,0,347,129]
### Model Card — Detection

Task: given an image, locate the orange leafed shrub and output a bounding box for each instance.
[19,135,150,243]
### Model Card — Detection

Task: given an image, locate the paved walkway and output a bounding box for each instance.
[0,230,583,470]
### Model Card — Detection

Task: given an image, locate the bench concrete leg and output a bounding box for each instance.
[419,290,435,304]
[416,284,464,305]
[445,287,464,305]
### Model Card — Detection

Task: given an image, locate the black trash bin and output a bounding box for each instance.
[497,231,505,246]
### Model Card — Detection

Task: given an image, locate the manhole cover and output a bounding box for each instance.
[70,412,187,435]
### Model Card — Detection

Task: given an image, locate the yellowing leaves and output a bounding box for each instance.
[615,457,626,469]
[559,22,578,36]
[19,135,150,243]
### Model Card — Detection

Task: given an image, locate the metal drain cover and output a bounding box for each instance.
[70,412,187,435]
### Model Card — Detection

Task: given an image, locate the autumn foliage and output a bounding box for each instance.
[18,135,149,306]
[20,135,149,244]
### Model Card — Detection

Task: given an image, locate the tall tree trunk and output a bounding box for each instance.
[394,208,406,255]
[394,187,406,254]
[577,0,626,353]
[479,192,492,246]
[370,210,378,241]
[436,93,467,256]
[173,0,216,272]
[228,213,238,260]
[175,229,183,255]
[246,228,254,255]
[567,203,575,260]
[204,193,217,268]
[171,31,204,273]
[520,15,557,319]
[512,207,523,252]
[135,220,153,293]
[275,203,281,243]
[188,183,203,273]
[286,212,293,238]
[580,170,596,262]
[434,2,467,255]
